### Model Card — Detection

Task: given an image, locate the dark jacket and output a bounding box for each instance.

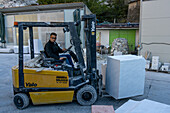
[44,40,63,60]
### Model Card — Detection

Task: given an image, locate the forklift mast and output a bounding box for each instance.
[82,14,97,86]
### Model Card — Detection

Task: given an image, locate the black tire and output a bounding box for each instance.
[76,85,97,106]
[13,93,29,109]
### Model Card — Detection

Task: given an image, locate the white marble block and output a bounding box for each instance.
[14,46,29,54]
[101,63,107,86]
[106,55,146,99]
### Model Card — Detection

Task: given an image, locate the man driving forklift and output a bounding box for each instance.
[12,14,101,110]
[44,32,79,67]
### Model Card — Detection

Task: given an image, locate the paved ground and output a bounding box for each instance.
[0,54,170,113]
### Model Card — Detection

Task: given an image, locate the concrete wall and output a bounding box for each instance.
[141,0,170,63]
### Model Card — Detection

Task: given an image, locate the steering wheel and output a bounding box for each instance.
[63,45,73,53]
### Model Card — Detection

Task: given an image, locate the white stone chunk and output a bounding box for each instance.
[115,100,140,113]
[116,99,170,113]
[106,55,146,99]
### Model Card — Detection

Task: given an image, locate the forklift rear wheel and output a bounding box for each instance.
[14,93,29,109]
[76,85,97,106]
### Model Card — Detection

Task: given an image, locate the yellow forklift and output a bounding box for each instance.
[12,14,102,109]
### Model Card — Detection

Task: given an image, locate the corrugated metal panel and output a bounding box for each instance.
[0,2,85,15]
[109,29,136,52]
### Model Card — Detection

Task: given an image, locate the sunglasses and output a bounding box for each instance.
[51,37,56,40]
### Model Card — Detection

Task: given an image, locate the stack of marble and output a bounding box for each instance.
[111,38,128,55]
[106,55,146,99]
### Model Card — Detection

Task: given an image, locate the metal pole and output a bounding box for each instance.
[19,25,24,88]
[29,27,34,59]
[138,0,143,56]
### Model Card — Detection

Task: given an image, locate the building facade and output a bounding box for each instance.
[0,3,91,48]
[96,24,139,53]
[140,0,170,63]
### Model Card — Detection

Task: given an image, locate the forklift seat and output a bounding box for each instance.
[40,51,64,67]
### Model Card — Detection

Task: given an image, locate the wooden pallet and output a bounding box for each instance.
[146,69,170,74]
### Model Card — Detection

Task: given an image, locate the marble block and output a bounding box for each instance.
[115,100,140,113]
[14,46,29,53]
[101,63,107,86]
[116,99,170,113]
[106,55,146,99]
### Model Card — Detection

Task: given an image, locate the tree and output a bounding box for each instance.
[106,0,128,23]
[37,0,128,23]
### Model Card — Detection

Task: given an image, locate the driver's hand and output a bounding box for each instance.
[62,48,67,51]
[59,57,66,60]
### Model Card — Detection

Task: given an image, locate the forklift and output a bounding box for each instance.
[12,14,102,109]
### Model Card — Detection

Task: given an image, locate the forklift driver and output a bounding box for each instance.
[44,32,78,67]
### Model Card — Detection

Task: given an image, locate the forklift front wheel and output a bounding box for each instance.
[13,93,29,109]
[76,85,97,106]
